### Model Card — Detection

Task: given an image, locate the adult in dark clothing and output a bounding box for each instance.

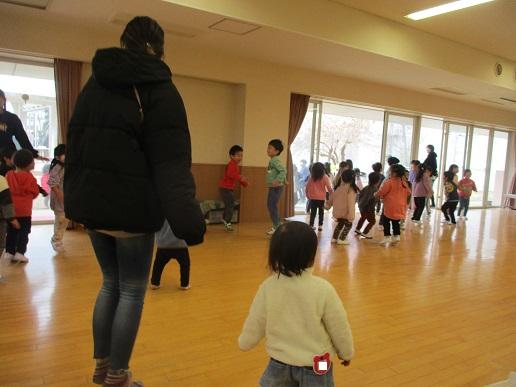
[423,145,438,209]
[0,90,48,161]
[64,16,205,387]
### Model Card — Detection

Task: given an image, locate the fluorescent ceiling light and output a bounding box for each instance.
[405,0,495,21]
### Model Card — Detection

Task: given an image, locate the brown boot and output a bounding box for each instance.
[93,359,109,385]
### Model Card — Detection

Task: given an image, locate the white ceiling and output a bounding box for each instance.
[3,0,516,112]
[330,0,516,61]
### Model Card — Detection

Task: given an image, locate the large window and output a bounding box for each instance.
[385,114,414,168]
[469,127,490,207]
[0,59,58,222]
[418,117,443,163]
[317,103,384,180]
[488,131,509,206]
[444,123,467,175]
[290,98,513,213]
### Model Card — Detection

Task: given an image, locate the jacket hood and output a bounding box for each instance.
[427,151,437,159]
[92,47,172,88]
[7,171,33,194]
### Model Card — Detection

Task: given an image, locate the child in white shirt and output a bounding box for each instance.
[238,221,354,387]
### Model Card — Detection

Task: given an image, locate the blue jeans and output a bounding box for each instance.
[458,197,470,217]
[88,231,154,370]
[260,359,335,387]
[267,186,284,228]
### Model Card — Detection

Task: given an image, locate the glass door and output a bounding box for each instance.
[384,113,416,168]
[443,123,468,176]
[468,127,490,207]
[487,131,510,206]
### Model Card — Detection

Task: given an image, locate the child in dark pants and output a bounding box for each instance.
[150,221,190,290]
[5,150,39,263]
[355,172,381,239]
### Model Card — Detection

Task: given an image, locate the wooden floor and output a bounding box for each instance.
[1,209,516,387]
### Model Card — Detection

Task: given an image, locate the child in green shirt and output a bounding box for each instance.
[266,139,286,235]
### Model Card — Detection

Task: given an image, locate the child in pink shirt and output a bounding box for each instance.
[458,169,477,220]
[305,162,333,231]
[326,170,359,245]
[375,164,411,245]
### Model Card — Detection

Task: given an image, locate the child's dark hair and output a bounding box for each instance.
[269,221,317,277]
[390,164,405,178]
[411,160,420,166]
[368,172,381,186]
[13,149,34,169]
[324,162,332,176]
[387,156,400,166]
[339,161,349,170]
[444,171,454,182]
[229,145,243,156]
[427,144,435,152]
[0,146,16,162]
[372,162,382,173]
[341,169,360,193]
[310,162,326,181]
[50,144,66,171]
[345,159,354,169]
[415,164,427,182]
[464,169,472,175]
[448,164,459,173]
[268,139,284,155]
[121,16,165,58]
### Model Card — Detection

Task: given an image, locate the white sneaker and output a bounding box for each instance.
[318,226,323,231]
[13,253,28,263]
[360,233,373,240]
[223,221,234,232]
[337,239,350,245]
[2,252,14,261]
[331,238,337,243]
[400,222,406,230]
[266,228,276,236]
[380,236,392,245]
[392,235,401,243]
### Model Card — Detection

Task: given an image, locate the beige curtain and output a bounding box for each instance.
[54,58,82,143]
[284,93,310,218]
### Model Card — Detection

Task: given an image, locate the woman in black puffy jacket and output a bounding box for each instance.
[65,16,205,387]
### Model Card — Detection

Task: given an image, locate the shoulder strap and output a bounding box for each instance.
[133,86,144,122]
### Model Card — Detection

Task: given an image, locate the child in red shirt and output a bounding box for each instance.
[219,145,248,231]
[375,164,411,246]
[5,150,39,263]
[458,169,477,220]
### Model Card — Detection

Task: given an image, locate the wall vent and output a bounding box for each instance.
[430,87,467,96]
[209,18,261,35]
[500,97,516,104]
[481,99,504,105]
[0,0,49,9]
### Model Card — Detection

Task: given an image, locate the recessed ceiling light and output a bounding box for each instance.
[405,0,495,21]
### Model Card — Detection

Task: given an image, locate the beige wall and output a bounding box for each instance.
[1,6,515,170]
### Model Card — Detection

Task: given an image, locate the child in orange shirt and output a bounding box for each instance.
[375,164,411,246]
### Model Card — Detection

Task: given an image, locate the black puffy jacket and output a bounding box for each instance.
[64,48,205,245]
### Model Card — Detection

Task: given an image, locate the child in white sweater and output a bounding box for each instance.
[238,221,354,386]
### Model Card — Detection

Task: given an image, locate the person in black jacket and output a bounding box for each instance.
[0,90,48,161]
[423,144,438,210]
[64,16,205,387]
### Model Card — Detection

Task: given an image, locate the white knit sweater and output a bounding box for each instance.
[238,269,354,366]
